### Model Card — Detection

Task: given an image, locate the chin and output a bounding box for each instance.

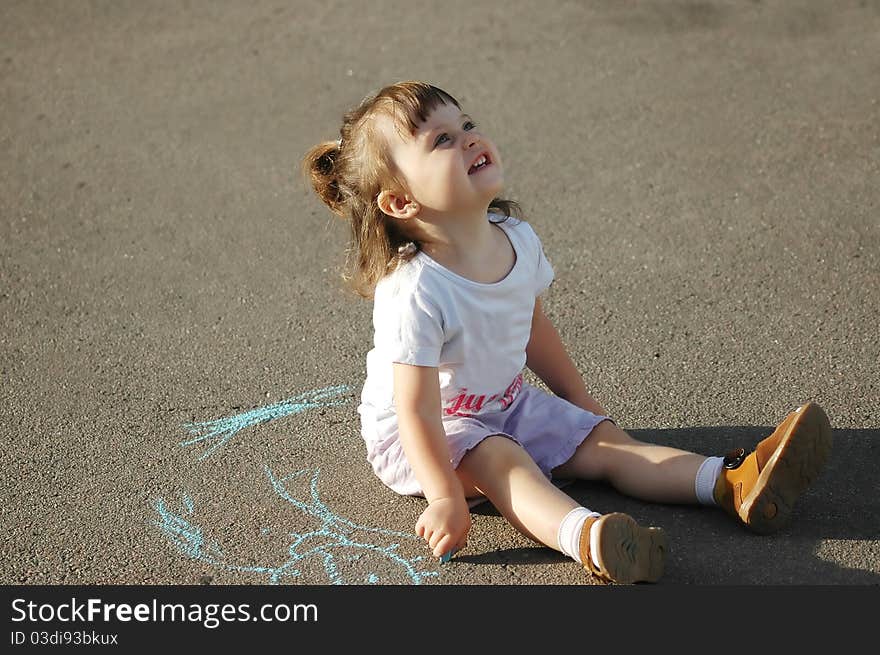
[485,179,505,198]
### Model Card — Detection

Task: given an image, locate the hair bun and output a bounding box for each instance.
[316,149,336,176]
[301,140,346,216]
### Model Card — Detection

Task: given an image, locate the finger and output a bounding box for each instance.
[415,510,430,536]
[433,534,454,559]
[428,530,444,551]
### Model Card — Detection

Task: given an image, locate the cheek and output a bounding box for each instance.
[491,146,503,171]
[408,157,468,208]
[425,160,463,195]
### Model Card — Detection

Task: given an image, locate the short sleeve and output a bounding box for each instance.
[523,222,554,295]
[536,242,555,295]
[373,279,444,367]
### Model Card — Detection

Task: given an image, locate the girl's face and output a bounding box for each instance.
[384,102,504,215]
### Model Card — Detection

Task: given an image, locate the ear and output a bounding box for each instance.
[377,189,420,220]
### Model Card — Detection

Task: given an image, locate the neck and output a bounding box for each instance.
[414,204,495,259]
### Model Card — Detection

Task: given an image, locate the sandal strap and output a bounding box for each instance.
[578,516,610,582]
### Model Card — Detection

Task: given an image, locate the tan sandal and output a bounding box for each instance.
[714,402,832,534]
[578,513,667,584]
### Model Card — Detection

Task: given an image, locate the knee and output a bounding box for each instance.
[566,420,641,478]
[471,434,524,460]
[461,434,534,473]
[590,420,639,448]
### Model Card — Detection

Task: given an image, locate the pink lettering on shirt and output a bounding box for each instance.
[443,373,524,417]
[498,373,523,410]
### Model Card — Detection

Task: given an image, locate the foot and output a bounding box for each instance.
[714,402,832,534]
[578,513,667,584]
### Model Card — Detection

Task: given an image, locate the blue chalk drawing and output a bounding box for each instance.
[264,466,436,584]
[180,385,352,459]
[153,466,438,585]
[153,495,223,564]
[153,384,442,584]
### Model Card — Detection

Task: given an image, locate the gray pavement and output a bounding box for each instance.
[1,0,878,586]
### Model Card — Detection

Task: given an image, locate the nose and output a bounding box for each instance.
[463,132,480,150]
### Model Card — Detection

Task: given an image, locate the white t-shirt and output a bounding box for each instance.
[357,215,555,440]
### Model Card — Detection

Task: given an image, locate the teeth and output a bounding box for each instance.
[471,155,487,172]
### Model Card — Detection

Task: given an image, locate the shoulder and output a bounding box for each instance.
[374,256,445,314]
[490,214,544,250]
[372,258,447,342]
[490,212,538,235]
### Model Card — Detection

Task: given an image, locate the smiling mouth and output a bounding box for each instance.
[468,153,492,175]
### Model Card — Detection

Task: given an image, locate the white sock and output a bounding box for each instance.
[695,456,725,505]
[557,507,601,567]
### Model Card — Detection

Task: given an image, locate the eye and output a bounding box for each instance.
[434,133,450,147]
[463,121,476,131]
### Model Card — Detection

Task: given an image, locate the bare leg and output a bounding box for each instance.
[455,435,579,549]
[552,420,708,504]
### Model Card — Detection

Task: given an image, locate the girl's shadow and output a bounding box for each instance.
[460,426,880,584]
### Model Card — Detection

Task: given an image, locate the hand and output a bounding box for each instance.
[415,496,471,560]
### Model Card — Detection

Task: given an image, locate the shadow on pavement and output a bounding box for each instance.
[461,426,880,584]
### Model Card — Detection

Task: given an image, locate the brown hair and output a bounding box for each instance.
[301,81,521,298]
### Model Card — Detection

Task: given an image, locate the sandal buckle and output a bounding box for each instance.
[722,447,747,470]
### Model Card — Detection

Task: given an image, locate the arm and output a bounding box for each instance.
[392,362,471,557]
[525,297,608,416]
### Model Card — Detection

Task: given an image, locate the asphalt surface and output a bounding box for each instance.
[1,0,878,586]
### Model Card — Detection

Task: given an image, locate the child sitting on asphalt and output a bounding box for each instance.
[301,80,833,583]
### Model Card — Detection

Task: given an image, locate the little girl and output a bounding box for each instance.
[301,81,833,583]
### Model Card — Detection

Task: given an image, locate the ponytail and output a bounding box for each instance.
[301,140,347,217]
